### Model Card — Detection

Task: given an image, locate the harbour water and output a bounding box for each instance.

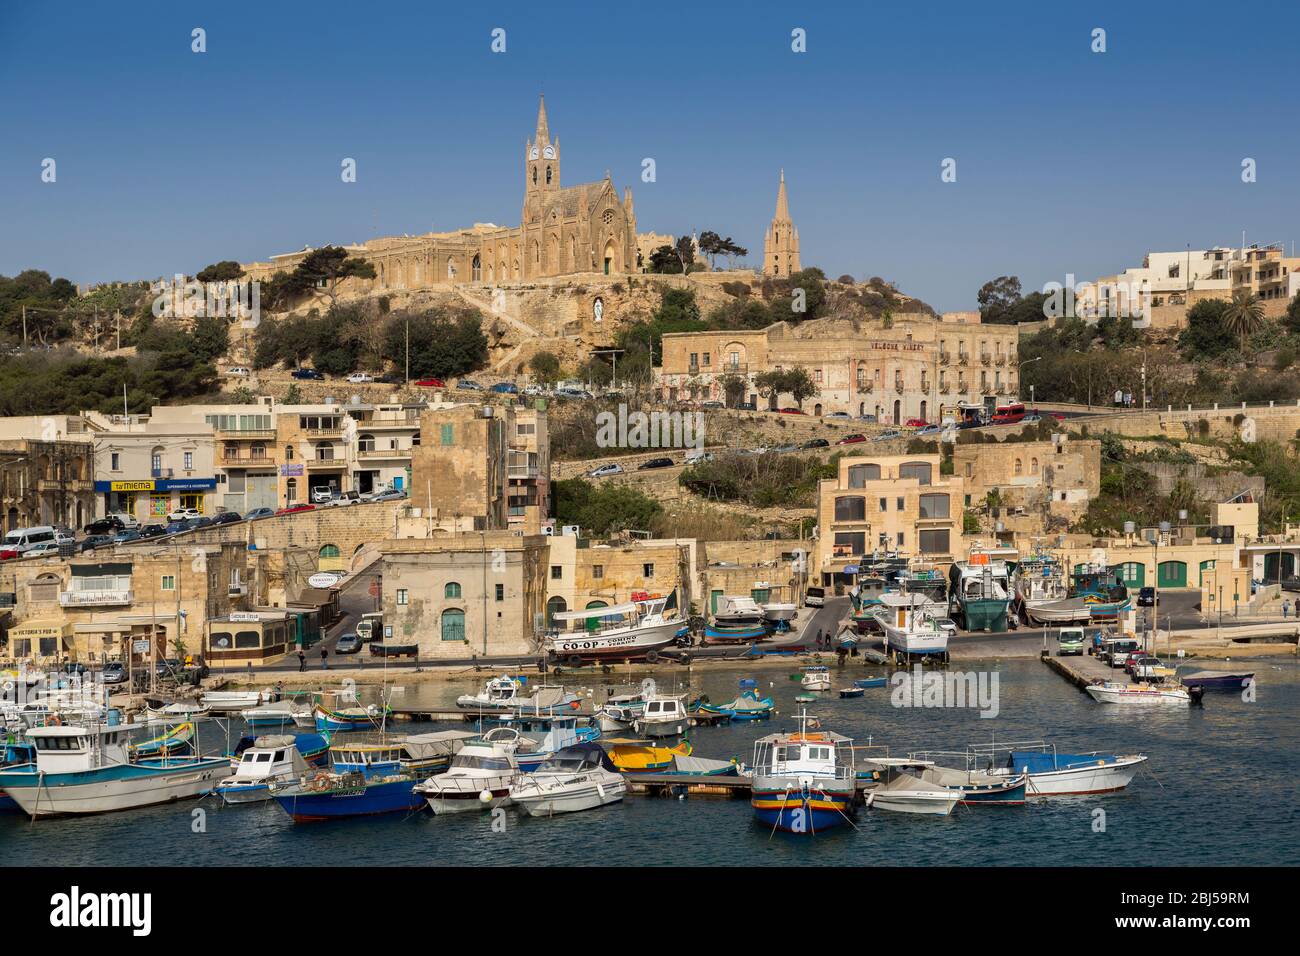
[5,658,1298,866]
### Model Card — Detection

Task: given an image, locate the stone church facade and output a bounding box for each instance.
[240,97,641,292]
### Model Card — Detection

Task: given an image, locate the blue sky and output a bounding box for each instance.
[2,0,1298,311]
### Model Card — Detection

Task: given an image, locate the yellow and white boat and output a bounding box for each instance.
[606,739,692,772]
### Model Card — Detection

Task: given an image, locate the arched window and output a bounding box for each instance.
[319,544,340,558]
[1031,457,1039,475]
[151,446,164,475]
[284,445,294,461]
[1014,458,1023,476]
[546,596,567,627]
[315,442,334,461]
[532,167,537,185]
[358,433,375,453]
[445,582,462,599]
[471,254,481,282]
[285,478,297,502]
[545,165,552,185]
[447,257,457,279]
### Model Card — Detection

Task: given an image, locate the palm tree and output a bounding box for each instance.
[1223,291,1265,350]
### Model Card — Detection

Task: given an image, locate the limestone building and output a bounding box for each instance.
[763,170,800,277]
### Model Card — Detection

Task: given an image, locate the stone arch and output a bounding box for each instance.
[447,256,458,280]
[471,254,481,282]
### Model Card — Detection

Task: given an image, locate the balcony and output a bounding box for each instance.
[357,447,410,461]
[957,355,968,365]
[894,382,905,394]
[215,428,275,441]
[980,354,992,366]
[860,380,873,392]
[60,588,134,608]
[304,427,344,439]
[939,384,951,394]
[509,464,540,479]
[37,478,93,493]
[939,353,950,365]
[220,452,272,464]
[306,457,344,469]
[995,355,1007,366]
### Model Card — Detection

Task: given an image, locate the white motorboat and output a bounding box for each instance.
[595,679,653,732]
[1085,681,1198,706]
[239,700,312,728]
[761,602,798,624]
[414,736,522,814]
[143,698,210,723]
[482,715,598,773]
[0,722,226,817]
[800,666,832,692]
[455,675,579,713]
[714,595,766,627]
[967,743,1148,796]
[866,773,961,815]
[201,689,275,713]
[632,690,688,738]
[545,595,685,663]
[508,742,626,817]
[214,734,313,804]
[874,592,949,659]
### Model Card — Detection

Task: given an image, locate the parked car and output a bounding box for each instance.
[857,414,878,424]
[1047,411,1066,421]
[311,486,336,504]
[24,541,60,557]
[915,424,943,437]
[456,379,483,391]
[1131,656,1175,683]
[801,438,830,449]
[490,382,518,394]
[905,418,928,428]
[772,443,799,454]
[106,512,139,530]
[936,618,959,640]
[414,377,446,388]
[736,401,757,411]
[554,386,593,399]
[370,488,407,502]
[101,661,127,685]
[154,658,182,679]
[164,519,194,534]
[637,457,675,470]
[84,516,125,536]
[192,516,216,529]
[137,524,167,539]
[212,510,243,525]
[225,366,251,376]
[684,450,714,465]
[80,534,113,552]
[112,529,141,544]
[291,367,324,380]
[588,463,624,478]
[699,400,724,410]
[1137,586,1155,607]
[375,373,404,385]
[522,383,547,396]
[335,633,363,654]
[1021,414,1042,424]
[835,433,867,445]
[778,407,806,415]
[275,503,316,516]
[0,548,19,560]
[244,507,274,521]
[346,372,375,384]
[825,411,853,420]
[167,507,201,521]
[872,430,903,442]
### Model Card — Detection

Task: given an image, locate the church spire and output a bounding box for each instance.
[775,168,790,220]
[764,169,800,278]
[535,93,550,144]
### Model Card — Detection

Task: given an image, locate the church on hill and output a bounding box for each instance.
[239,97,798,292]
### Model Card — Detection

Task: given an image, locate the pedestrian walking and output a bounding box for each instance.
[1284,599,1291,619]
[297,650,306,672]
[321,647,329,670]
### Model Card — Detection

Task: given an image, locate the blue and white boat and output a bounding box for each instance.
[0,740,36,811]
[853,676,888,689]
[215,734,316,805]
[0,723,226,817]
[229,731,330,770]
[750,711,856,834]
[482,714,598,772]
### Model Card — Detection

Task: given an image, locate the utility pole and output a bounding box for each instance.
[405,314,410,386]
[21,304,27,349]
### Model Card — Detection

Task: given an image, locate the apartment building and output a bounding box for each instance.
[507,404,551,534]
[408,403,511,528]
[953,436,1101,522]
[0,437,96,531]
[815,453,966,584]
[657,313,1019,425]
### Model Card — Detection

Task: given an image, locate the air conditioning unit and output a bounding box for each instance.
[543,526,555,536]
[562,525,580,537]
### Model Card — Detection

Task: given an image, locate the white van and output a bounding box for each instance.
[4,526,57,553]
[804,586,826,608]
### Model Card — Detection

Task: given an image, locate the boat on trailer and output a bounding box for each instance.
[875,592,949,661]
[947,551,1012,632]
[545,595,685,664]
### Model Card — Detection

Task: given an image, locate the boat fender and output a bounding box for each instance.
[569,700,580,710]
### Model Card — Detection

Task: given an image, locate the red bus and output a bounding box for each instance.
[991,402,1026,425]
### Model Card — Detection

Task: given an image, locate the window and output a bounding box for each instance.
[183,451,193,471]
[1014,458,1023,476]
[919,493,950,519]
[834,496,865,521]
[878,498,888,512]
[151,451,162,472]
[642,563,655,578]
[320,544,340,558]
[110,452,119,471]
[899,461,932,485]
[495,583,504,601]
[833,532,865,556]
[550,565,562,580]
[965,462,973,478]
[161,575,176,591]
[445,582,462,599]
[847,464,880,488]
[919,529,950,554]
[896,532,905,547]
[396,589,408,606]
[285,445,294,461]
[896,496,905,511]
[701,353,710,366]
[440,424,454,446]
[592,565,604,579]
[1031,457,1039,475]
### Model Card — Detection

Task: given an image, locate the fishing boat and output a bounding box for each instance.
[837,686,864,699]
[509,742,626,817]
[898,560,949,614]
[0,723,227,817]
[761,602,798,625]
[201,689,276,713]
[271,769,423,821]
[229,732,330,770]
[686,697,734,724]
[1178,670,1255,691]
[968,743,1148,796]
[875,592,949,660]
[215,734,315,804]
[632,691,688,738]
[800,666,832,692]
[1014,554,1089,624]
[143,698,210,723]
[130,721,195,760]
[483,714,599,772]
[713,595,766,627]
[1069,563,1132,621]
[544,594,685,664]
[606,739,692,772]
[866,773,960,815]
[853,676,888,689]
[313,701,391,732]
[455,675,580,713]
[329,731,478,778]
[716,690,774,719]
[750,711,856,834]
[915,765,1028,805]
[703,622,769,644]
[0,740,36,811]
[947,551,1012,632]
[240,700,312,728]
[1085,680,1201,706]
[414,735,522,814]
[670,754,747,776]
[594,679,654,732]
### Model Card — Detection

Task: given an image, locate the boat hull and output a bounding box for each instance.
[996,756,1146,796]
[751,785,855,833]
[272,777,422,821]
[1085,684,1191,705]
[2,758,227,817]
[955,597,1008,632]
[545,618,681,661]
[868,791,960,815]
[1180,672,1254,690]
[1023,598,1094,625]
[512,773,626,816]
[419,777,515,814]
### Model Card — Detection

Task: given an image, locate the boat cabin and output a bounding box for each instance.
[330,731,477,778]
[24,724,130,774]
[642,697,683,720]
[752,730,854,781]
